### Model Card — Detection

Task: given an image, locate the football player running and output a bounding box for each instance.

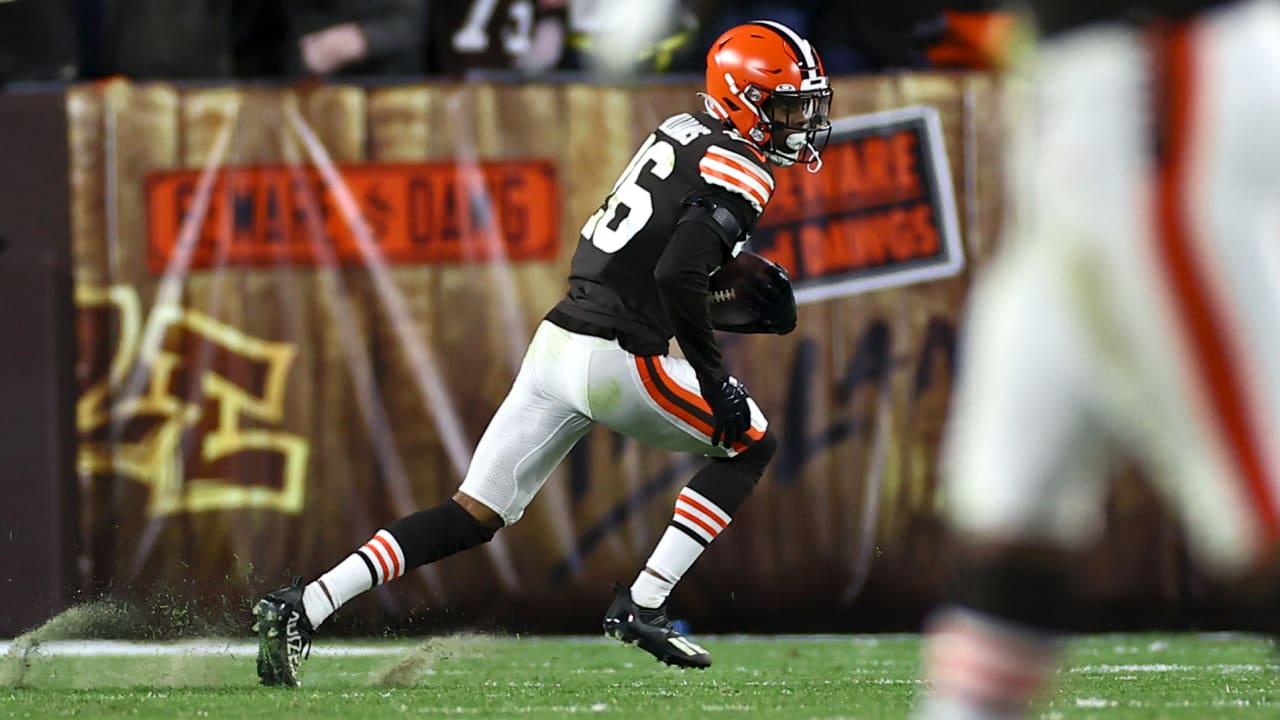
[916,0,1280,717]
[254,21,831,686]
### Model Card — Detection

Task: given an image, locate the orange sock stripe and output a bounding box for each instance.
[371,535,401,580]
[362,542,389,584]
[928,641,1044,708]
[677,493,728,530]
[674,508,720,538]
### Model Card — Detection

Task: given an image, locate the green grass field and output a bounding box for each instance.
[2,634,1277,719]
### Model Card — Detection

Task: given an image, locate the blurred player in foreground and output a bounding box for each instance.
[916,0,1280,717]
[253,21,831,686]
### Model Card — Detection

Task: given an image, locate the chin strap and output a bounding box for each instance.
[767,143,823,172]
[805,141,823,174]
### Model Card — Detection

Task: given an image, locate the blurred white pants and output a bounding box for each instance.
[459,321,767,525]
[944,0,1280,574]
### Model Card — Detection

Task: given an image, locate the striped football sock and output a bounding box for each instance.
[630,488,732,609]
[302,529,406,628]
[917,608,1059,719]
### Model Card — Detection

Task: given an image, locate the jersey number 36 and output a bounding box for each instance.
[581,136,675,253]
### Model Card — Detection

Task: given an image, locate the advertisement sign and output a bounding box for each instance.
[146,161,560,272]
[753,106,965,303]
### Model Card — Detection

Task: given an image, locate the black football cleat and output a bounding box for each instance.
[252,577,314,687]
[602,582,711,669]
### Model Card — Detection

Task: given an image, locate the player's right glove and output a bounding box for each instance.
[701,375,752,448]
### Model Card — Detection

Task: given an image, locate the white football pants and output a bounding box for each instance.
[459,321,767,525]
[944,0,1280,575]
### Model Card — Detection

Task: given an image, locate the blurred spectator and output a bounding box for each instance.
[925,8,1017,70]
[232,0,290,78]
[808,1,947,73]
[518,0,570,74]
[77,0,279,80]
[287,0,424,77]
[0,0,79,84]
[569,0,701,75]
[694,0,817,51]
[693,1,1003,75]
[426,0,567,77]
[71,0,105,78]
[100,0,236,79]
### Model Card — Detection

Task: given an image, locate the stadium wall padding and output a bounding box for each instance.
[0,90,79,637]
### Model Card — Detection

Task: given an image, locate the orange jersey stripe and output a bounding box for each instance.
[1155,25,1279,540]
[705,148,774,189]
[635,357,717,438]
[698,163,770,209]
[648,359,763,452]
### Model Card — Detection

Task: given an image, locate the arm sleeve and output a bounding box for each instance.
[654,189,756,386]
[358,0,424,60]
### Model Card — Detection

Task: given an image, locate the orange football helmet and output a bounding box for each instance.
[704,21,832,170]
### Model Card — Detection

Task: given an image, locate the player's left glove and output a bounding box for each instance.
[701,375,752,449]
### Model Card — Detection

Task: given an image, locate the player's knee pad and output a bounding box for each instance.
[726,428,776,479]
[687,430,776,517]
[385,499,497,571]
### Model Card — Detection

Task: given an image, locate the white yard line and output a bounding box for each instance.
[1070,663,1270,673]
[0,641,399,657]
[0,634,921,658]
[0,634,1270,659]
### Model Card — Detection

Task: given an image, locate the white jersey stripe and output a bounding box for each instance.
[680,487,732,526]
[699,167,767,212]
[705,146,774,189]
[700,158,771,200]
[699,159,771,210]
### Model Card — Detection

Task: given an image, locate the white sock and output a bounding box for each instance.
[630,525,716,609]
[630,488,733,608]
[302,530,407,628]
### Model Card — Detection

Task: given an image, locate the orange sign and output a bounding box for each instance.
[145,161,560,273]
[752,107,964,303]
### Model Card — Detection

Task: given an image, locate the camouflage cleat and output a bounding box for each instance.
[602,583,711,669]
[252,577,314,687]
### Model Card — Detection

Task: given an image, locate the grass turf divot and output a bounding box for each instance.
[0,601,132,688]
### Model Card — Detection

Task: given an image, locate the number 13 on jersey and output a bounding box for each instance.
[581,136,675,253]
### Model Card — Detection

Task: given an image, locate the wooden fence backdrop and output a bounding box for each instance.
[66,76,1214,634]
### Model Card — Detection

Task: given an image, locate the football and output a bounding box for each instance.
[708,251,796,334]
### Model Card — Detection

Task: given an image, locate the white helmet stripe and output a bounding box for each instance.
[753,20,817,72]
